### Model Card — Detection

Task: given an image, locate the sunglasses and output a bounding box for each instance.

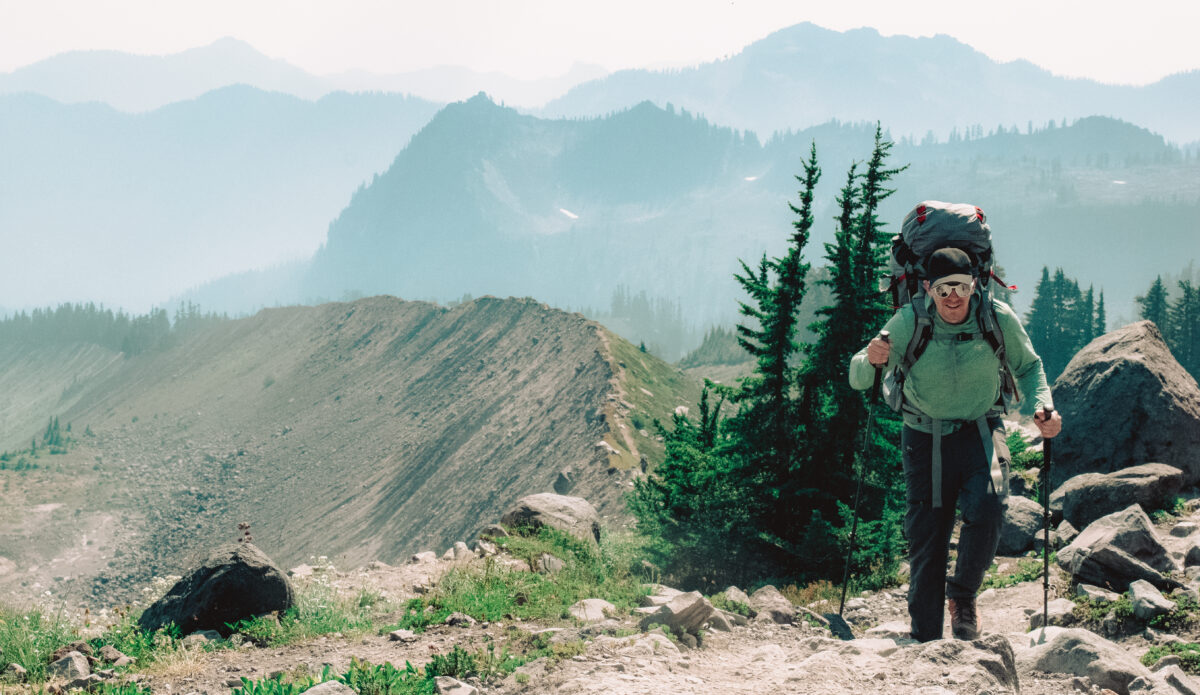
[931,281,974,299]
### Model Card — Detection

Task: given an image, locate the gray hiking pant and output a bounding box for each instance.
[902,417,1003,642]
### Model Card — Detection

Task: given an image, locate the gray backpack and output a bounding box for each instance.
[881,201,1019,413]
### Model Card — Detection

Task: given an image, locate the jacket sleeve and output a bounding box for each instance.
[848,308,912,391]
[996,301,1055,411]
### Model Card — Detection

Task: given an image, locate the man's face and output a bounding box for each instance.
[925,278,974,325]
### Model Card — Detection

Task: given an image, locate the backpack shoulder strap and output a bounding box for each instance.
[977,295,1020,408]
[900,294,934,375]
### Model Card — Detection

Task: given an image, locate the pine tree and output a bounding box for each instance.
[1137,276,1170,329]
[1095,290,1108,337]
[1167,280,1199,377]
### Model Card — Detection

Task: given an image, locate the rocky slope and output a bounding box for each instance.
[0,295,701,606]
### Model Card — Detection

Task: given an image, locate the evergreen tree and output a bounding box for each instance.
[1167,280,1199,377]
[1095,290,1108,337]
[1137,276,1170,329]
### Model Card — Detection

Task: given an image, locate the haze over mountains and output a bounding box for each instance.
[3,23,1198,340]
[0,37,609,112]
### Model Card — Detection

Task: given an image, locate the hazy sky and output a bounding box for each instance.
[1,0,1197,85]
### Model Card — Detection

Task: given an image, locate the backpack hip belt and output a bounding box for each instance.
[904,403,1008,509]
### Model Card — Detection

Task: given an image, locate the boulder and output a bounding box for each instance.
[303,682,357,695]
[1057,504,1181,592]
[388,629,418,642]
[1030,598,1077,629]
[1172,522,1200,538]
[637,591,717,635]
[47,652,89,681]
[408,551,437,564]
[1051,464,1185,529]
[639,584,683,607]
[568,599,615,622]
[1129,664,1200,694]
[97,645,127,663]
[1021,627,1151,695]
[749,585,795,624]
[723,586,753,609]
[500,493,601,545]
[1130,580,1176,621]
[138,543,294,636]
[1187,544,1200,568]
[1056,520,1080,547]
[903,634,1019,695]
[1051,321,1200,486]
[477,524,508,540]
[1076,584,1121,603]
[433,677,477,695]
[998,495,1044,554]
[452,542,473,561]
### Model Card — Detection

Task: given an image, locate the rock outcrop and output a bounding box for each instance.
[1051,321,1200,486]
[1057,504,1181,592]
[999,494,1044,555]
[1051,463,1185,529]
[138,543,294,636]
[1020,627,1151,694]
[500,493,602,545]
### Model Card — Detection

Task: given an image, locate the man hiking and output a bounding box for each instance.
[849,209,1062,642]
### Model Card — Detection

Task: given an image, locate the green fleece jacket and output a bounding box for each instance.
[849,296,1053,429]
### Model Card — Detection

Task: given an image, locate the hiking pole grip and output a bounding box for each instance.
[869,330,889,403]
[1041,406,1054,633]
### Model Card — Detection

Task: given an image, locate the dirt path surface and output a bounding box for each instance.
[87,546,1152,695]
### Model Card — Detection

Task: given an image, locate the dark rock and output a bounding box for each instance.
[1051,464,1185,529]
[1051,321,1200,487]
[477,524,508,540]
[50,642,93,662]
[998,494,1044,554]
[1057,504,1181,592]
[137,543,294,636]
[500,493,601,545]
[553,469,575,495]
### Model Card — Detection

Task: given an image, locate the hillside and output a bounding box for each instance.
[0,295,702,607]
[542,22,1200,144]
[282,96,1198,333]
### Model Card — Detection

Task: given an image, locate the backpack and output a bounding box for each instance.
[881,201,1019,414]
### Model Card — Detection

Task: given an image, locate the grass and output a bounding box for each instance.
[382,526,648,633]
[0,603,79,682]
[1069,589,1200,637]
[227,578,385,647]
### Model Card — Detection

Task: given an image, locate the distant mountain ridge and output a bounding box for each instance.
[541,23,1200,144]
[235,95,1196,331]
[0,37,607,112]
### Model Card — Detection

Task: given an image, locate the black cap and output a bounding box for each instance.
[927,247,975,286]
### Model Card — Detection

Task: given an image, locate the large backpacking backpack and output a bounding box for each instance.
[881,201,1019,413]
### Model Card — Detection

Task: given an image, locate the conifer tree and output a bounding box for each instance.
[1095,290,1108,337]
[1137,276,1170,329]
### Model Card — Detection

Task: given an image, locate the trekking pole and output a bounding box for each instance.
[1040,406,1054,632]
[839,330,889,617]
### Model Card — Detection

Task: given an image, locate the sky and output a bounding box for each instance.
[1,0,1198,85]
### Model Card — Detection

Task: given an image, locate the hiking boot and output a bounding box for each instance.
[948,597,980,640]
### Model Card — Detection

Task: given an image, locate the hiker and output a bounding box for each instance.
[849,216,1062,642]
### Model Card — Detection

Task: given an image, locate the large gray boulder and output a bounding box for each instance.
[1051,463,1185,529]
[1020,627,1151,695]
[500,493,601,545]
[1051,321,1200,486]
[138,543,294,636]
[637,591,717,635]
[748,585,795,624]
[998,494,1044,555]
[1057,504,1181,592]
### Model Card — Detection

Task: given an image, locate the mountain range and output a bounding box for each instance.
[0,37,607,112]
[180,95,1197,332]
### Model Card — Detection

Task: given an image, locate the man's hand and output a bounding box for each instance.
[1034,408,1062,439]
[866,336,891,366]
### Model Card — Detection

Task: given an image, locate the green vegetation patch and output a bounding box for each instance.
[0,603,80,682]
[1142,642,1200,674]
[228,580,383,647]
[982,554,1051,590]
[385,527,647,633]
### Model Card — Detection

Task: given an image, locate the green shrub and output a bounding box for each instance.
[338,658,431,695]
[982,555,1050,590]
[709,592,752,618]
[1142,642,1200,674]
[424,645,477,680]
[228,579,382,646]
